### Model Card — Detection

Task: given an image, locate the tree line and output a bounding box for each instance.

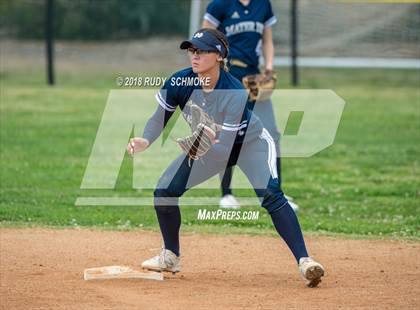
[0,0,190,40]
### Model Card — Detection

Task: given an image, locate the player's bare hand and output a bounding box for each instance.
[127,137,149,155]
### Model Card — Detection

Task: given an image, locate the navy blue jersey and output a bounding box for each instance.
[143,68,263,160]
[204,0,277,68]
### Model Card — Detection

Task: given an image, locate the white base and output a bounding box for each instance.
[84,265,163,281]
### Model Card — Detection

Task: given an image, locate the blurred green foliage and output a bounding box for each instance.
[0,0,190,40]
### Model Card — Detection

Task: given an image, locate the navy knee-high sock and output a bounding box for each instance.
[155,206,181,257]
[220,166,233,197]
[270,203,308,263]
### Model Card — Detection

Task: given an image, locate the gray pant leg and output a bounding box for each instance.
[237,130,287,213]
[252,100,281,153]
[155,154,228,206]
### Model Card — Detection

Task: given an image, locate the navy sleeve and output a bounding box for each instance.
[155,78,178,113]
[142,105,173,145]
[142,77,178,144]
[204,0,224,27]
[264,1,277,28]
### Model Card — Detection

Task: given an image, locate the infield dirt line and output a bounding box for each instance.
[1,228,419,310]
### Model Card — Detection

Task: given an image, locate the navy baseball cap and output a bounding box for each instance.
[180,29,228,58]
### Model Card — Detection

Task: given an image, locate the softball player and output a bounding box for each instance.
[202,0,300,211]
[127,28,324,287]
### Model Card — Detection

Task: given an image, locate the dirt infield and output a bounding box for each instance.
[1,228,419,310]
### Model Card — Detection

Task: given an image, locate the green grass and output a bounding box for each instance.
[1,68,419,239]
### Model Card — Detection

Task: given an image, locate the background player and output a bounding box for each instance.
[127,28,324,287]
[203,0,299,211]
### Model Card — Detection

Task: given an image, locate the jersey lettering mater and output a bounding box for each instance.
[225,21,264,37]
